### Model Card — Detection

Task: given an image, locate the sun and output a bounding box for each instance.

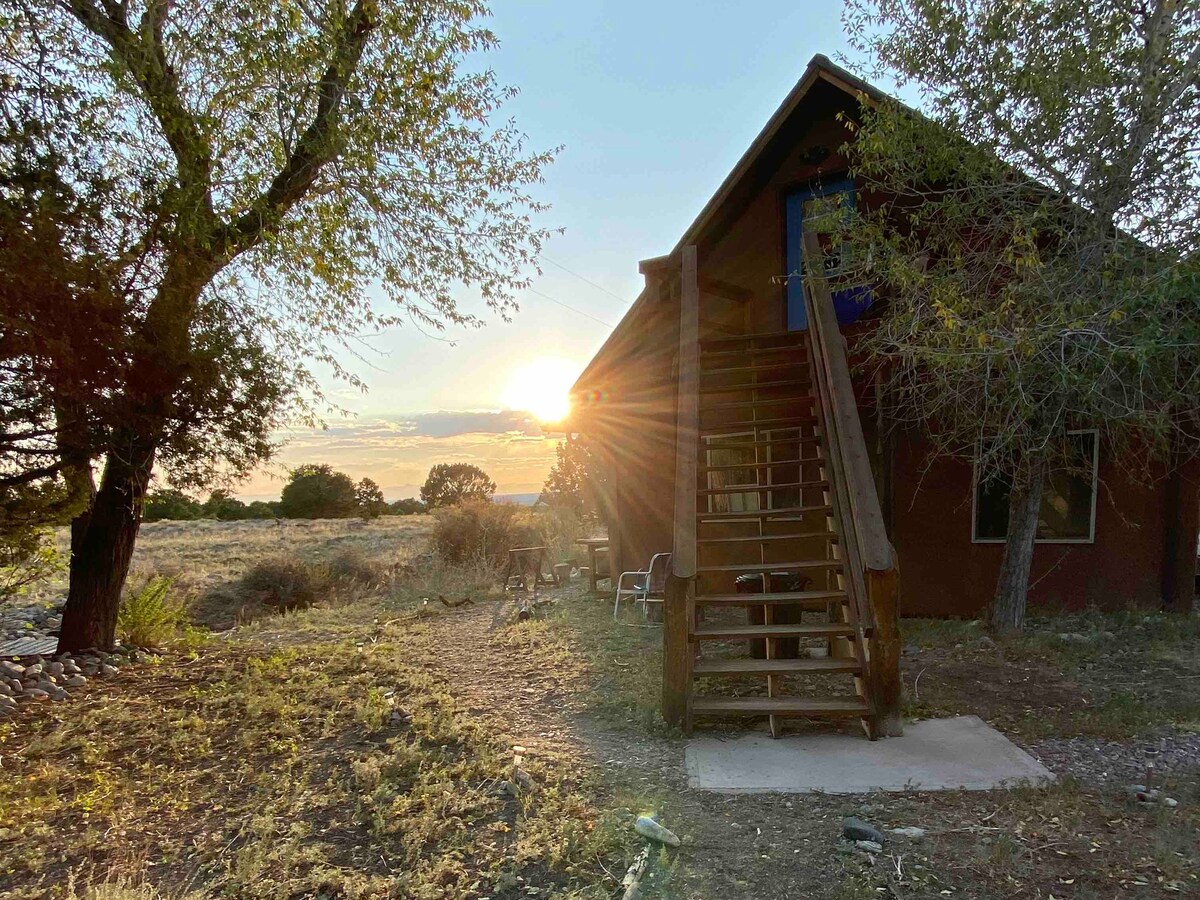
[503,357,576,423]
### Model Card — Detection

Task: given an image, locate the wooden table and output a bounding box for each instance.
[576,538,611,593]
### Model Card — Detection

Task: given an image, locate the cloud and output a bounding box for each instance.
[238,410,561,501]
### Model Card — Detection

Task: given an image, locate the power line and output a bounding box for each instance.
[525,287,615,328]
[540,255,633,306]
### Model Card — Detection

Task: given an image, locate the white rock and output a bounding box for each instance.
[1164,797,1178,809]
[889,826,927,839]
[855,840,884,853]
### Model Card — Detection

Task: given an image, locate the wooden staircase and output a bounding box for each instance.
[660,235,901,741]
[685,330,873,737]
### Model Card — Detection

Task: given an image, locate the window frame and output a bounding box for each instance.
[704,431,762,518]
[970,428,1100,545]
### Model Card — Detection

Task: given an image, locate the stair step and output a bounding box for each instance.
[701,396,815,413]
[695,589,848,606]
[694,622,856,639]
[699,460,822,473]
[697,532,837,544]
[697,480,827,496]
[701,436,822,452]
[697,560,841,574]
[694,657,862,675]
[700,379,812,394]
[697,504,831,520]
[701,346,807,363]
[691,696,869,717]
[701,362,809,377]
[699,416,818,434]
[700,330,807,347]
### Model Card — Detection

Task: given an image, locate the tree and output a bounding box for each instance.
[420,464,496,508]
[355,477,387,519]
[540,439,600,520]
[842,0,1200,631]
[143,489,202,522]
[387,498,428,516]
[202,489,249,521]
[245,501,281,520]
[279,465,359,520]
[1,1,555,651]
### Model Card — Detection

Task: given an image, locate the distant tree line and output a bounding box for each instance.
[143,464,427,522]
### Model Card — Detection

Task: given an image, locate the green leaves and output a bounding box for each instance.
[841,0,1200,479]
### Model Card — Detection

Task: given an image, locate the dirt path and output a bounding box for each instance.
[413,599,897,899]
[411,598,1200,900]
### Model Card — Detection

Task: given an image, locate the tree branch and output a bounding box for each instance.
[63,0,213,210]
[223,0,377,255]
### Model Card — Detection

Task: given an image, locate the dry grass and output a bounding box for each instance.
[0,604,627,899]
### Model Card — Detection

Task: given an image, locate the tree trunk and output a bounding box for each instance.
[989,459,1046,634]
[57,441,156,653]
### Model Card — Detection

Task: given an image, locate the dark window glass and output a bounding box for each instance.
[974,432,1097,541]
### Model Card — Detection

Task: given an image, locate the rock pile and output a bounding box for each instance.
[0,647,138,716]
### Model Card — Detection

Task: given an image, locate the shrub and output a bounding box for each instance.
[327,548,385,587]
[431,499,540,565]
[0,528,62,600]
[240,557,323,610]
[117,576,189,648]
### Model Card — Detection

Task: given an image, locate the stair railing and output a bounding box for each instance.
[800,231,903,737]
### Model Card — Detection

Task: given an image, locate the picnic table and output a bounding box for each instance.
[575,538,611,593]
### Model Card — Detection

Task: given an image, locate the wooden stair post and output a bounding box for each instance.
[662,244,699,730]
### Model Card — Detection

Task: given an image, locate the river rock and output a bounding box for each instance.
[100,664,118,677]
[21,688,49,700]
[856,840,883,853]
[843,817,885,844]
[65,675,87,688]
[634,816,681,847]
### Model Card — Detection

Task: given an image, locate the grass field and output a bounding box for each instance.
[1,517,1197,898]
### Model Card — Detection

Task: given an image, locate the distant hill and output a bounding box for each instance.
[494,492,539,506]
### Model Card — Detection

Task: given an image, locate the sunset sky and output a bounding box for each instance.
[242,1,856,501]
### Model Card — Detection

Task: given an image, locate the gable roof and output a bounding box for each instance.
[570,54,886,397]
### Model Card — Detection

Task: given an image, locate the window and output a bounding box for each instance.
[972,431,1099,543]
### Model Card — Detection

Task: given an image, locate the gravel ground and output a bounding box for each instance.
[1028,730,1200,783]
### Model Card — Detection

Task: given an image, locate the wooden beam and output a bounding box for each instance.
[672,245,699,577]
[639,253,678,275]
[663,245,699,730]
[661,573,693,729]
[698,277,754,304]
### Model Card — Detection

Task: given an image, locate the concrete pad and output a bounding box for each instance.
[685,715,1054,793]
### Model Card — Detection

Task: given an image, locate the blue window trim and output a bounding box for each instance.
[785,177,856,331]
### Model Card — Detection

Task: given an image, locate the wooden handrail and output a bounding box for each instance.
[802,232,903,736]
[800,232,894,576]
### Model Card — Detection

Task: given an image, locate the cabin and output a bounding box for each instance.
[567,55,1200,738]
